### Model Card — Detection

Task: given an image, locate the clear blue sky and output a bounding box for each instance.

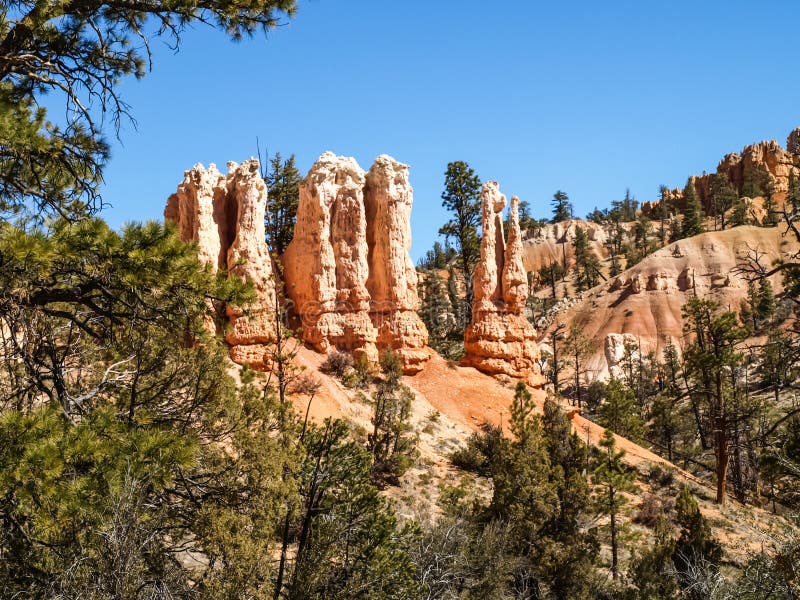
[99,0,800,261]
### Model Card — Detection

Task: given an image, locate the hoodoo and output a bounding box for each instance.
[282,152,378,363]
[364,155,430,373]
[282,152,431,373]
[165,159,276,368]
[463,182,542,384]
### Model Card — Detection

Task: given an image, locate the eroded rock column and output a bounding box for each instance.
[464,185,541,384]
[165,159,276,368]
[283,152,378,362]
[365,155,430,373]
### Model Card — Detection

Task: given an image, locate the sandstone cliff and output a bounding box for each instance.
[165,159,276,368]
[463,184,542,384]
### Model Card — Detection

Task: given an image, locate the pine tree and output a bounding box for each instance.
[730,196,749,227]
[551,190,574,223]
[598,379,645,442]
[439,161,482,322]
[711,172,737,230]
[565,324,592,408]
[682,297,746,503]
[419,270,457,355]
[573,226,601,292]
[672,486,722,586]
[368,351,418,485]
[681,178,705,238]
[762,190,779,226]
[264,152,301,256]
[789,173,800,215]
[592,430,637,580]
[490,382,558,541]
[0,0,297,223]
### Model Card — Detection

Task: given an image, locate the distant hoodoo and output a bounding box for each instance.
[463,182,542,384]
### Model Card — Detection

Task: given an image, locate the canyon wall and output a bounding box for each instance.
[463,183,542,384]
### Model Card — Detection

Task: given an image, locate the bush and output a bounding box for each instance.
[450,423,503,477]
[320,350,353,378]
[634,493,663,527]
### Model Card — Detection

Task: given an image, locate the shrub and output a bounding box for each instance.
[450,422,503,477]
[320,350,353,378]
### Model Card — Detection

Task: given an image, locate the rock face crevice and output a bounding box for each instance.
[283,152,429,373]
[165,159,275,368]
[463,183,542,384]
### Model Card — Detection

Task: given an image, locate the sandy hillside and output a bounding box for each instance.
[540,225,800,378]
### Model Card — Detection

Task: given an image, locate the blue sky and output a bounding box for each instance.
[99,0,800,260]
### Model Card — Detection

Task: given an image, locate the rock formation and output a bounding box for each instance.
[364,155,430,373]
[282,152,378,363]
[463,184,542,384]
[789,128,800,155]
[641,128,800,216]
[165,160,275,368]
[283,152,430,373]
[604,333,640,380]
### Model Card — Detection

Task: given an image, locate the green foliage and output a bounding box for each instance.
[551,190,574,223]
[598,379,645,442]
[627,516,679,600]
[711,172,737,230]
[491,383,558,537]
[417,240,455,270]
[672,486,722,586]
[789,173,800,214]
[450,422,503,477]
[419,269,462,358]
[264,152,301,256]
[742,164,770,199]
[368,351,418,485]
[538,260,567,298]
[572,225,601,292]
[681,178,706,238]
[439,161,482,317]
[288,418,419,598]
[592,429,637,580]
[0,0,297,222]
[730,195,750,227]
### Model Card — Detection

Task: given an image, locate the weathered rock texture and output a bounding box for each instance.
[464,184,542,384]
[364,155,430,372]
[283,152,429,373]
[519,218,626,274]
[165,160,275,368]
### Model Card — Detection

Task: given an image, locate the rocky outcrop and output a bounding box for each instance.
[364,156,430,373]
[165,160,275,368]
[604,333,640,380]
[520,218,621,274]
[642,128,800,216]
[283,152,430,373]
[789,128,800,155]
[464,185,542,384]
